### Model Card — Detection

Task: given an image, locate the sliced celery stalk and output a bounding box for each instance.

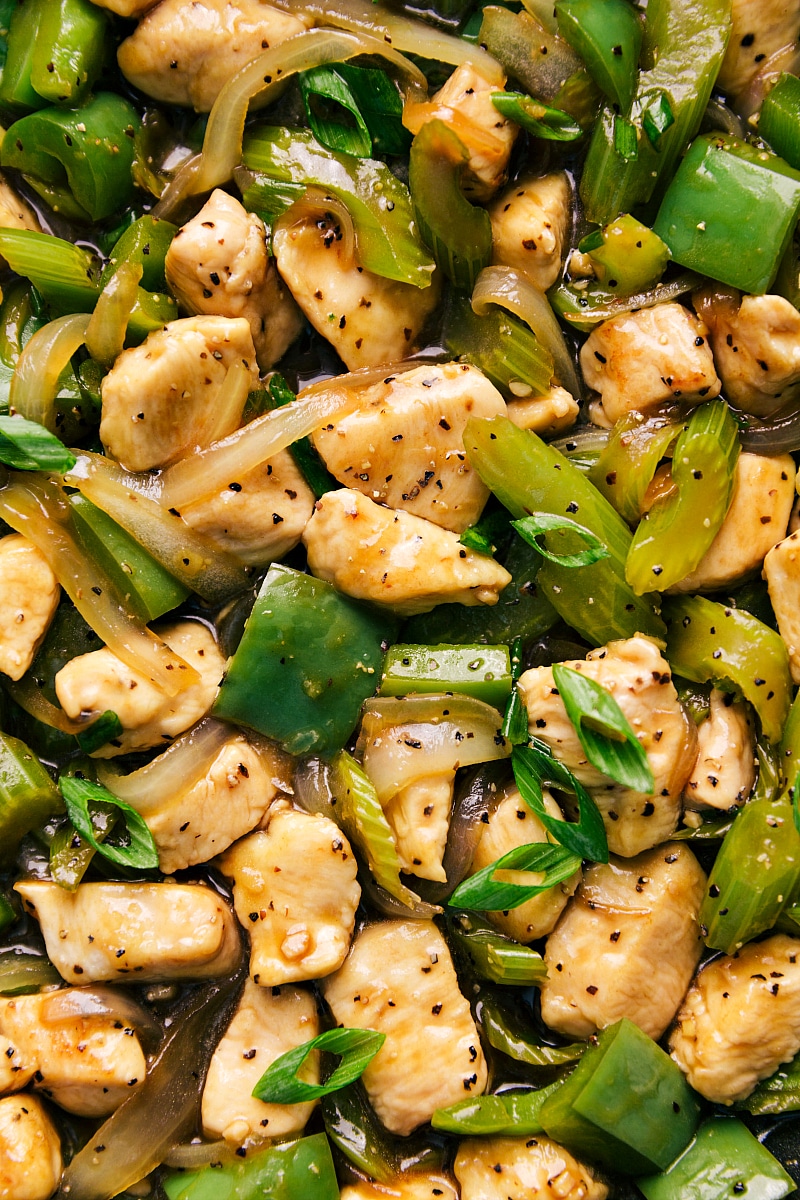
[380,644,511,707]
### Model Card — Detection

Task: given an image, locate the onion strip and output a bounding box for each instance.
[9,313,90,431]
[4,676,94,735]
[193,360,251,449]
[733,41,800,121]
[97,718,232,814]
[85,263,142,368]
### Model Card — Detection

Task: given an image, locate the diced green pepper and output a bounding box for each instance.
[582,214,671,295]
[448,912,548,985]
[0,732,62,865]
[380,643,511,706]
[322,1083,442,1183]
[101,216,177,295]
[162,1134,339,1200]
[736,1050,800,1116]
[31,0,108,106]
[759,73,800,172]
[479,992,586,1068]
[637,1118,795,1200]
[556,0,642,112]
[539,1018,701,1175]
[0,894,15,932]
[433,1079,566,1136]
[0,0,44,112]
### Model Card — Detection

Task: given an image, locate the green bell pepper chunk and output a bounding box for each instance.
[31,0,108,106]
[444,292,554,399]
[213,564,393,756]
[380,643,512,707]
[448,912,548,985]
[637,1118,795,1200]
[162,1134,339,1200]
[479,992,586,1068]
[654,133,800,294]
[539,1017,701,1175]
[582,213,671,295]
[0,732,63,865]
[589,412,679,526]
[49,802,118,891]
[0,0,44,112]
[433,1079,566,1137]
[556,0,643,112]
[780,687,800,786]
[759,72,800,172]
[101,216,177,295]
[736,1049,800,1116]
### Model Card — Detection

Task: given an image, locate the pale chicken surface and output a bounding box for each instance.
[324,920,487,1135]
[717,0,800,94]
[89,0,156,12]
[488,173,572,291]
[507,384,579,436]
[764,528,800,683]
[0,1034,34,1095]
[683,688,755,810]
[0,1094,61,1200]
[0,174,40,272]
[341,1175,459,1200]
[454,1135,608,1200]
[0,535,60,681]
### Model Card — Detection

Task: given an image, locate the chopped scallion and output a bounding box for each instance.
[252,1027,385,1104]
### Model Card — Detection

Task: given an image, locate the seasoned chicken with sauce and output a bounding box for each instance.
[764,528,800,683]
[454,1135,608,1200]
[683,689,755,810]
[488,172,572,291]
[0,1094,61,1200]
[507,384,579,437]
[0,535,59,682]
[0,174,40,272]
[341,1175,459,1200]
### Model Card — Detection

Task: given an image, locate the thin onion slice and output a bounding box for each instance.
[162,1140,244,1170]
[703,97,745,139]
[275,187,357,266]
[85,263,142,368]
[733,41,800,121]
[472,266,581,397]
[558,270,702,329]
[738,407,800,455]
[4,676,95,735]
[358,867,442,920]
[97,718,233,815]
[9,313,90,431]
[193,360,251,449]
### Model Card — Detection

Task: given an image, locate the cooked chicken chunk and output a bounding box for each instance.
[764,528,800,683]
[118,0,310,111]
[488,173,572,291]
[0,1094,61,1200]
[0,174,40,272]
[540,843,706,1041]
[684,689,755,810]
[341,1176,459,1200]
[580,303,720,426]
[272,214,440,370]
[670,452,794,593]
[0,535,60,681]
[454,1135,608,1200]
[202,979,318,1144]
[54,620,225,758]
[0,991,146,1117]
[15,881,240,985]
[99,315,258,471]
[181,449,315,566]
[670,934,800,1104]
[0,1035,34,1095]
[324,920,487,1135]
[165,190,303,371]
[717,0,800,95]
[303,489,511,616]
[91,0,155,13]
[507,385,579,436]
[220,803,360,987]
[312,363,506,534]
[468,787,581,943]
[518,637,697,857]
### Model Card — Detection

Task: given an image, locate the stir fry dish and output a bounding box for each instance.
[5,0,800,1197]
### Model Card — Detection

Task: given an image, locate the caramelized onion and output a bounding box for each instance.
[9,313,90,431]
[85,263,142,368]
[96,718,233,814]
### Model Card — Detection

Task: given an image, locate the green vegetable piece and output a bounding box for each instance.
[102,215,177,294]
[0,733,62,865]
[674,677,712,725]
[380,643,512,706]
[298,64,373,158]
[637,1117,795,1200]
[74,711,123,756]
[759,72,800,171]
[238,174,305,225]
[654,133,800,294]
[641,89,675,149]
[589,413,679,526]
[502,635,529,745]
[213,564,393,756]
[626,400,740,594]
[512,513,610,569]
[265,374,336,498]
[491,92,582,141]
[552,663,654,792]
[433,1080,565,1136]
[556,0,642,112]
[162,1134,339,1200]
[0,895,15,932]
[449,841,582,911]
[539,1017,701,1174]
[0,0,44,112]
[49,802,118,891]
[664,595,791,743]
[480,993,586,1068]
[31,0,108,106]
[444,292,554,399]
[60,776,159,871]
[0,951,61,996]
[513,741,609,863]
[447,912,548,985]
[0,230,101,314]
[584,214,671,295]
[0,280,41,411]
[253,1028,385,1104]
[0,415,75,472]
[334,64,410,157]
[780,687,800,786]
[736,1050,800,1116]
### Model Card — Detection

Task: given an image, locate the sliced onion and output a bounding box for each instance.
[162,1140,243,1170]
[85,263,142,369]
[194,360,251,449]
[473,266,581,397]
[293,755,338,823]
[703,97,745,139]
[562,270,702,329]
[9,313,90,431]
[40,986,162,1050]
[5,676,91,735]
[738,407,800,455]
[550,425,610,471]
[358,868,442,919]
[733,41,800,121]
[275,187,357,266]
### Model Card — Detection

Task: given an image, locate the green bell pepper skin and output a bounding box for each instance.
[539,1018,701,1175]
[322,1083,443,1182]
[444,292,554,399]
[0,230,101,315]
[433,1079,566,1137]
[0,0,44,112]
[49,802,118,892]
[589,413,679,526]
[759,72,800,172]
[101,216,177,295]
[0,732,63,865]
[637,1118,795,1200]
[162,1134,339,1200]
[380,644,512,706]
[582,214,671,295]
[654,133,800,294]
[664,595,791,743]
[736,1050,800,1116]
[213,564,394,757]
[555,0,642,112]
[31,0,108,107]
[448,912,548,986]
[479,992,586,1069]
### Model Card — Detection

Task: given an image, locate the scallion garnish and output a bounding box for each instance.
[512,513,609,569]
[491,92,582,142]
[512,741,609,863]
[449,841,582,911]
[502,636,529,745]
[614,114,638,161]
[299,65,373,158]
[59,775,159,871]
[0,414,76,472]
[75,710,123,756]
[642,90,675,150]
[252,1027,386,1104]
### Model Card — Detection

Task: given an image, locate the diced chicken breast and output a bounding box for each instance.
[488,173,572,291]
[0,174,40,272]
[165,189,303,371]
[0,1035,34,1095]
[670,934,800,1104]
[91,0,156,13]
[303,489,511,616]
[507,385,579,436]
[383,776,453,884]
[0,535,60,681]
[684,689,755,810]
[272,214,440,370]
[54,620,225,758]
[540,843,706,1041]
[341,1176,459,1200]
[202,979,318,1144]
[99,315,259,472]
[118,0,310,111]
[717,0,800,95]
[670,452,794,593]
[0,991,146,1117]
[580,303,720,426]
[324,920,487,1135]
[220,803,360,987]
[312,363,506,534]
[0,1094,61,1200]
[518,637,697,857]
[764,528,800,683]
[454,1135,608,1200]
[15,881,240,985]
[181,449,315,566]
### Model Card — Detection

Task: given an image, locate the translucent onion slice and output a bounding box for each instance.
[472,266,581,398]
[40,986,162,1049]
[417,761,509,905]
[275,187,357,266]
[734,41,800,121]
[703,96,745,139]
[553,270,702,329]
[5,676,91,735]
[97,717,232,815]
[193,359,251,449]
[9,313,90,431]
[162,1140,243,1170]
[0,474,198,697]
[85,262,142,368]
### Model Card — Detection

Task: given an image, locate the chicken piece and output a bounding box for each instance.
[118,0,310,111]
[341,1176,459,1200]
[99,315,259,472]
[454,1135,608,1200]
[468,787,581,943]
[518,637,697,857]
[0,1094,61,1200]
[670,934,800,1104]
[0,174,40,272]
[540,843,706,1041]
[91,0,156,12]
[181,449,315,566]
[324,920,487,1135]
[272,214,440,371]
[0,535,60,681]
[488,173,572,291]
[670,452,794,593]
[404,63,517,201]
[202,979,318,1144]
[220,802,360,987]
[165,189,303,372]
[764,528,800,683]
[15,881,240,985]
[580,303,720,426]
[54,620,225,758]
[507,385,579,437]
[0,1035,34,1095]
[383,776,453,884]
[0,990,146,1117]
[717,0,800,95]
[684,689,755,811]
[312,363,506,534]
[303,489,512,617]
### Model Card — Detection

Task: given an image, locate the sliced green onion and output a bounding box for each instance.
[449,842,582,911]
[75,711,123,756]
[614,115,638,161]
[736,1051,800,1116]
[642,90,675,150]
[49,803,118,891]
[447,914,549,985]
[502,636,529,746]
[252,1027,385,1104]
[237,171,306,224]
[0,415,75,472]
[433,1080,565,1136]
[459,507,511,558]
[491,92,582,141]
[513,741,609,863]
[334,63,409,156]
[59,775,159,871]
[512,513,609,568]
[480,993,586,1067]
[445,292,554,399]
[298,65,372,157]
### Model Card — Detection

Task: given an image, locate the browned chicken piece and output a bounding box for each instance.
[0,535,59,681]
[454,1135,608,1200]
[683,689,755,810]
[489,173,572,290]
[0,1094,61,1200]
